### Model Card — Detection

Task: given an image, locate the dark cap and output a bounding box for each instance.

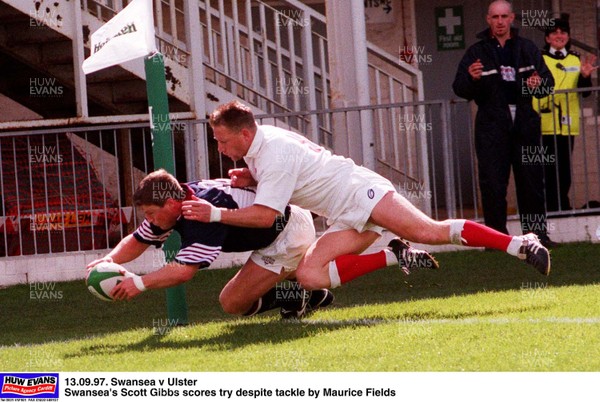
[545,17,570,36]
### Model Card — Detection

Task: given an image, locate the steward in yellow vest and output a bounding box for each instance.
[532,17,597,212]
[534,50,592,135]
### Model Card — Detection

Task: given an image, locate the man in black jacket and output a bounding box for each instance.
[453,0,555,247]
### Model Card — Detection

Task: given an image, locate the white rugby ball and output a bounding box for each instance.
[86,261,135,301]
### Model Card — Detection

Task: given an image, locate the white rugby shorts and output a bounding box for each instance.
[250,205,316,273]
[324,167,395,235]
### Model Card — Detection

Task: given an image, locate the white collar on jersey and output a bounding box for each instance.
[245,125,265,159]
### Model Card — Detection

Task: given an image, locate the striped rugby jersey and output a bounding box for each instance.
[133,179,290,268]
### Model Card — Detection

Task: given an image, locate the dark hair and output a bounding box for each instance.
[133,169,186,207]
[209,100,257,133]
[543,16,571,51]
[545,17,570,37]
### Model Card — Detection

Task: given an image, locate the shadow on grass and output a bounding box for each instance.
[1,243,598,347]
[63,300,551,360]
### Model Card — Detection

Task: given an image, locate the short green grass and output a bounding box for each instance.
[1,243,599,371]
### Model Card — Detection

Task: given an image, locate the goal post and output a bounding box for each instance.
[144,53,189,326]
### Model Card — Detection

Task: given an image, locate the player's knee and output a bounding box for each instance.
[294,269,323,291]
[219,293,246,315]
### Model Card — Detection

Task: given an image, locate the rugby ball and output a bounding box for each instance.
[86,261,135,301]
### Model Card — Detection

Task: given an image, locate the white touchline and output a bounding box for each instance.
[292,317,600,326]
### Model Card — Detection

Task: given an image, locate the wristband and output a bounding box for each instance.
[132,275,147,292]
[209,207,222,223]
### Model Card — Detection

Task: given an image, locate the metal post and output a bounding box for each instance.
[184,0,209,180]
[325,0,374,167]
[300,16,319,143]
[440,101,456,218]
[144,53,188,326]
[72,0,89,117]
[350,0,375,170]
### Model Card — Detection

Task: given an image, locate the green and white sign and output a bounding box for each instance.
[435,6,465,51]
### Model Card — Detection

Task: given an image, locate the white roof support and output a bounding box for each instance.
[324,0,374,168]
[72,0,89,118]
[184,0,209,179]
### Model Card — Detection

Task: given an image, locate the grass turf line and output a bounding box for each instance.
[1,242,599,371]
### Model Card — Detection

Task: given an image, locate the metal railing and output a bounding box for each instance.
[533,86,600,215]
[0,122,186,256]
[2,89,599,257]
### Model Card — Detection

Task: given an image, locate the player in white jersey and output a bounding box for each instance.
[87,169,333,319]
[183,101,551,292]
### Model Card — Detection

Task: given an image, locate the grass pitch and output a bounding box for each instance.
[1,243,599,371]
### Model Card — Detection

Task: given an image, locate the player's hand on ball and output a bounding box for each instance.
[182,199,218,222]
[111,277,142,301]
[87,262,140,301]
[229,168,257,187]
[86,256,113,270]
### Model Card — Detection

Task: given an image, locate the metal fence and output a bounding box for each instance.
[533,86,600,216]
[0,123,187,256]
[1,89,600,257]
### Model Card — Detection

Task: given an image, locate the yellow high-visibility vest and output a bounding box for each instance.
[533,52,583,135]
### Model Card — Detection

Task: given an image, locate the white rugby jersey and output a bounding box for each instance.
[133,179,290,267]
[244,125,388,222]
